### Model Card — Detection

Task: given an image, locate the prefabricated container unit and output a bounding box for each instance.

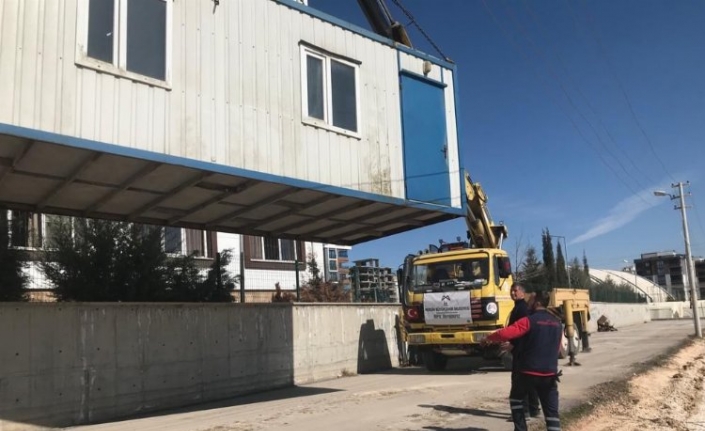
[0,0,463,245]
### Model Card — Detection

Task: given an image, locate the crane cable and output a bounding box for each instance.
[389,0,452,62]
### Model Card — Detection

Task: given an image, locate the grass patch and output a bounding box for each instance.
[537,336,699,431]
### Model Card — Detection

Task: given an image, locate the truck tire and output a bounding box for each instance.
[422,351,448,372]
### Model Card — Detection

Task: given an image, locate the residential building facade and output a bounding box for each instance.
[634,251,704,301]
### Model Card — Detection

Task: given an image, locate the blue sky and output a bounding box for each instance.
[308,0,705,271]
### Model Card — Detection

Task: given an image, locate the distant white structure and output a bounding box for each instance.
[589,268,673,303]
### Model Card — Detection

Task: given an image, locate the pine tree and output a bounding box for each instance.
[542,229,556,288]
[582,251,591,281]
[569,257,591,289]
[0,211,28,301]
[556,241,568,286]
[41,217,233,302]
[520,245,544,291]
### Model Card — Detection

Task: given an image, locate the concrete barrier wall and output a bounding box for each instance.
[0,303,400,431]
[4,300,691,430]
[648,300,705,320]
[292,305,399,384]
[587,302,651,333]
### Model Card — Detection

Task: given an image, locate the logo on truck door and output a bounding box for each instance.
[424,292,472,325]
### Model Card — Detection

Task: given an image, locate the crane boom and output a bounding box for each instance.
[357,0,412,47]
[464,172,508,249]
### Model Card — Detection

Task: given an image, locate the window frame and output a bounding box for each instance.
[7,211,43,250]
[75,0,173,89]
[243,235,305,271]
[300,45,361,138]
[255,238,298,263]
[163,227,214,259]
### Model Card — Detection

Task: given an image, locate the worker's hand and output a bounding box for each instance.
[480,336,494,347]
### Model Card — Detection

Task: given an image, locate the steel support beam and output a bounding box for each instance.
[168,181,257,224]
[238,194,338,230]
[273,200,377,235]
[205,188,301,227]
[84,162,161,213]
[129,172,211,220]
[0,141,33,188]
[37,153,102,209]
[306,208,427,238]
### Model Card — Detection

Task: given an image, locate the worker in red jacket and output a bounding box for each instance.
[482,290,562,431]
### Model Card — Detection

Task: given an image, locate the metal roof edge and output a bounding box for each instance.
[273,0,455,69]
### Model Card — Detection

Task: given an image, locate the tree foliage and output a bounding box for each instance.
[555,241,568,287]
[518,245,544,291]
[541,229,556,288]
[41,217,234,302]
[568,257,591,289]
[299,254,349,302]
[589,277,646,303]
[0,211,28,301]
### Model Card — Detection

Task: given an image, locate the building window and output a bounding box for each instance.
[164,227,213,257]
[301,46,359,134]
[258,238,297,262]
[80,0,171,83]
[8,211,43,248]
[328,249,337,259]
[244,236,304,270]
[329,259,337,271]
[338,249,348,258]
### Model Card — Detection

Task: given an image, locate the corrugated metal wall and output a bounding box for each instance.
[0,0,459,204]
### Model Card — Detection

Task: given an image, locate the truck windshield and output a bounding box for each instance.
[411,258,490,292]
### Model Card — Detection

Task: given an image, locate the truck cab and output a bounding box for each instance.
[398,242,515,371]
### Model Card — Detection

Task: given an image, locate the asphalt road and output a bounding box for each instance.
[69,320,696,431]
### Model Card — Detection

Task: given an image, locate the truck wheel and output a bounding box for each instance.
[422,351,448,372]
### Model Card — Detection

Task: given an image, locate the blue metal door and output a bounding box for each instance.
[400,73,450,206]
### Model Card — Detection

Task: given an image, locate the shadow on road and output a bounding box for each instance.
[419,404,511,420]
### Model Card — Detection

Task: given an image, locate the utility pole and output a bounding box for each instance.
[654,182,702,338]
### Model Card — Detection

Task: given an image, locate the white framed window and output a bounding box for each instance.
[300,45,360,136]
[249,237,298,262]
[164,227,213,258]
[76,0,173,87]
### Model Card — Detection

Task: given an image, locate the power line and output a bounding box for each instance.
[502,1,650,197]
[389,0,451,61]
[519,0,658,188]
[480,0,651,206]
[570,0,676,183]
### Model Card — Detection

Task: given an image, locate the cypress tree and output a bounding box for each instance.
[542,229,556,288]
[556,241,568,286]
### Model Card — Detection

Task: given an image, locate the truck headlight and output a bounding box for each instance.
[485,302,498,315]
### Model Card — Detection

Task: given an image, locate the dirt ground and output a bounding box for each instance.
[565,337,705,431]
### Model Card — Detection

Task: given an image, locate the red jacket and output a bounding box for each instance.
[487,309,562,376]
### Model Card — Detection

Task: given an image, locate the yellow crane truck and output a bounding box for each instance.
[396,173,591,371]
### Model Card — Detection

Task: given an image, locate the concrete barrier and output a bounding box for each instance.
[587,302,651,333]
[648,300,705,320]
[0,303,400,431]
[3,299,692,430]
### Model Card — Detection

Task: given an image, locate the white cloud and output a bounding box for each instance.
[570,188,663,244]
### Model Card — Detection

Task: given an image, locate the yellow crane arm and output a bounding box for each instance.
[464,172,508,249]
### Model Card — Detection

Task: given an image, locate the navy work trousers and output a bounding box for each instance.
[508,373,561,431]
